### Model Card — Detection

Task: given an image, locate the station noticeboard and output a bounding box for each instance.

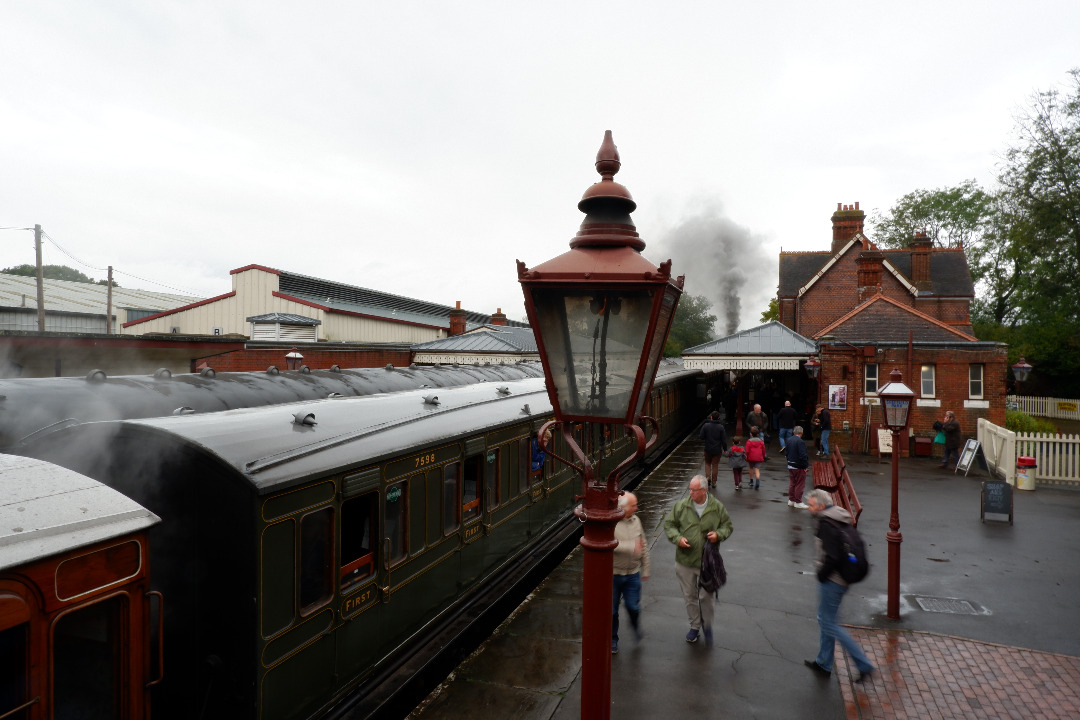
[956,439,980,476]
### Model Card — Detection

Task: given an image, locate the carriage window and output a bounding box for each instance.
[486,448,501,508]
[463,455,482,522]
[299,507,334,614]
[518,438,531,493]
[385,481,408,565]
[340,493,377,589]
[0,621,29,718]
[442,462,461,534]
[54,594,126,719]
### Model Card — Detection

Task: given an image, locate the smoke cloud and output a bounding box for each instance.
[652,200,778,338]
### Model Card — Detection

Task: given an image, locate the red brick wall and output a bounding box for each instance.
[195,347,413,373]
[812,345,1006,456]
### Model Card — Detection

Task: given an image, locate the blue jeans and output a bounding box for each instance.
[942,446,960,467]
[779,427,794,449]
[612,572,642,642]
[820,429,831,455]
[815,580,873,674]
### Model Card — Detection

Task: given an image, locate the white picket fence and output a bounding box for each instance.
[978,417,1080,488]
[1006,395,1080,422]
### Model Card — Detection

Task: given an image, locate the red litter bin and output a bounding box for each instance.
[1016,456,1036,490]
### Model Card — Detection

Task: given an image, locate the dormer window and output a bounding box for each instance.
[246,313,321,341]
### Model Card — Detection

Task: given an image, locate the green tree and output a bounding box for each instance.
[664,294,716,356]
[2,263,96,283]
[869,179,996,251]
[759,297,779,323]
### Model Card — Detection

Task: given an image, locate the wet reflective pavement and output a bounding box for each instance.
[409,432,1080,719]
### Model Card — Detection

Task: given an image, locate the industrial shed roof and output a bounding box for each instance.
[0,273,201,316]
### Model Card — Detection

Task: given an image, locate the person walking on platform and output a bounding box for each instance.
[745,427,767,490]
[663,475,733,646]
[612,492,649,654]
[746,404,770,447]
[785,426,810,508]
[804,489,875,683]
[816,404,832,456]
[940,411,962,469]
[728,437,747,490]
[777,400,797,451]
[699,411,728,488]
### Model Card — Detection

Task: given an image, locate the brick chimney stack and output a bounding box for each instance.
[856,248,884,303]
[831,202,866,254]
[449,301,467,336]
[489,308,508,326]
[909,230,932,290]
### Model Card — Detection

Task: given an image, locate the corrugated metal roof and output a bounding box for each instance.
[410,326,538,353]
[0,454,160,569]
[246,313,322,325]
[278,271,528,329]
[683,321,816,356]
[0,273,201,315]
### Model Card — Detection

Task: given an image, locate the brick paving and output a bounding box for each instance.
[836,627,1080,720]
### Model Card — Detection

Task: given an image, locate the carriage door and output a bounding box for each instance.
[1,584,38,720]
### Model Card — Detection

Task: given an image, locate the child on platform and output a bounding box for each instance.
[728,437,748,490]
[745,426,768,490]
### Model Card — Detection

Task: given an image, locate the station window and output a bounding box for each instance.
[53,594,126,718]
[864,363,879,394]
[299,507,334,614]
[340,493,377,589]
[462,455,482,522]
[969,364,984,399]
[442,462,461,535]
[486,448,501,508]
[921,364,936,398]
[385,480,408,565]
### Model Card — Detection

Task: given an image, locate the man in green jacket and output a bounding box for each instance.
[664,475,734,645]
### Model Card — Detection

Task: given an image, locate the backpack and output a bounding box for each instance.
[827,519,869,583]
[699,541,727,597]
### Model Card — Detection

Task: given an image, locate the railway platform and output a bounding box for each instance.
[408,432,1080,720]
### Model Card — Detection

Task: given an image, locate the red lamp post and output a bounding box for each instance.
[877,368,915,620]
[518,131,683,720]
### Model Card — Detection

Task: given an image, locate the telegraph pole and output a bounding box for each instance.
[106,265,114,334]
[34,224,45,331]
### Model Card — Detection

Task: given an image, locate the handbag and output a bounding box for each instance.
[933,431,945,444]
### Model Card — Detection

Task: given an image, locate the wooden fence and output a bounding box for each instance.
[977,417,1080,488]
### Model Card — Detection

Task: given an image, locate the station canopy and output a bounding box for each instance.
[681,320,816,371]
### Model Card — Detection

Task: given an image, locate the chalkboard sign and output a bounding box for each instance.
[956,439,980,476]
[981,480,1013,525]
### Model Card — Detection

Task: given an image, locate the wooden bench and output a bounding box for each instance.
[811,448,863,526]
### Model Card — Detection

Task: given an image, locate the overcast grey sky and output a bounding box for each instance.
[3,2,1077,335]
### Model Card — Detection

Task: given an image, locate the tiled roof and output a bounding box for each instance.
[411,325,537,353]
[779,244,975,298]
[683,321,816,356]
[818,294,977,343]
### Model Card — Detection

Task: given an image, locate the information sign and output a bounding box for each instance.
[956,439,980,476]
[981,479,1013,525]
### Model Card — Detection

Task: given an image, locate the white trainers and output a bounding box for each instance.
[793,502,809,509]
[787,500,795,507]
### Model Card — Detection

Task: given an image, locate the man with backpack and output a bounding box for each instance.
[803,489,875,683]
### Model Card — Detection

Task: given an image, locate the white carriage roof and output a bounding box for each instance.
[680,321,817,370]
[0,454,160,570]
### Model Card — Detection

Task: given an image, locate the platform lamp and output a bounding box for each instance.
[877,368,915,620]
[1011,356,1033,398]
[518,131,683,720]
[285,348,304,371]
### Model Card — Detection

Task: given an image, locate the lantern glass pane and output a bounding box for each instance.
[531,287,654,421]
[883,397,910,428]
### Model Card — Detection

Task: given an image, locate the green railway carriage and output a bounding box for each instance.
[21,362,708,720]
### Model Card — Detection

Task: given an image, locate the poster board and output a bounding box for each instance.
[828,385,847,410]
[876,428,892,463]
[980,479,1013,525]
[956,439,980,476]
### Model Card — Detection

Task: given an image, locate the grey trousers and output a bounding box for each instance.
[675,561,714,631]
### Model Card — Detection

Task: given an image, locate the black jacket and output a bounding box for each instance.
[699,419,729,456]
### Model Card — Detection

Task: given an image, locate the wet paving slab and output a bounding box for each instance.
[409,431,1080,720]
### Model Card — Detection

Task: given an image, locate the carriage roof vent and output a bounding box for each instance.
[300,365,311,374]
[86,369,107,382]
[293,410,317,426]
[200,367,216,378]
[266,366,279,375]
[497,386,511,396]
[386,364,395,371]
[329,364,341,372]
[173,406,195,415]
[327,392,343,398]
[153,368,172,379]
[423,395,440,406]
[521,404,531,415]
